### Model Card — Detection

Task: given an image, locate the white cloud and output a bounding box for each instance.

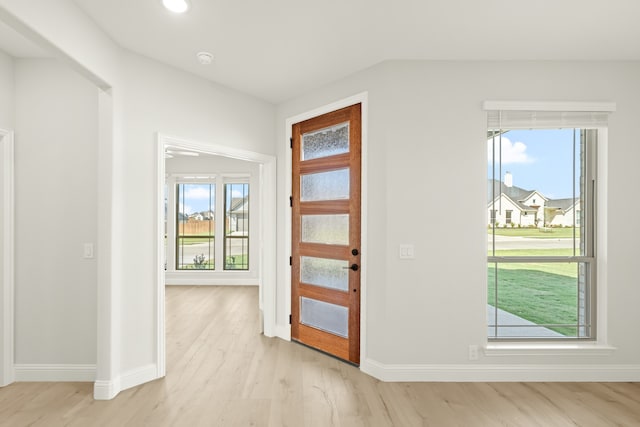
[487,136,533,164]
[184,186,212,200]
[179,202,194,215]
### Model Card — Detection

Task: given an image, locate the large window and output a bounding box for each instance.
[486,107,608,340]
[224,182,249,270]
[176,182,215,270]
[171,176,251,272]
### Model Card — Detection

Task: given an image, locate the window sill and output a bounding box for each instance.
[484,342,617,357]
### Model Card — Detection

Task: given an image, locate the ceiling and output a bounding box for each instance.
[5,1,640,103]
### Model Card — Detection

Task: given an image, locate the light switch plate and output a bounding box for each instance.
[399,244,414,259]
[83,243,94,259]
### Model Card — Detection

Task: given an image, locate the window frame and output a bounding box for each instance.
[486,112,604,341]
[175,179,216,271]
[223,179,250,271]
[168,173,251,272]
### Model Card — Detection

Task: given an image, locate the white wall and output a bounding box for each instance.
[1,3,276,394]
[0,48,13,385]
[0,0,119,87]
[277,61,640,375]
[0,49,13,129]
[13,59,98,365]
[1,0,123,391]
[0,48,13,301]
[165,154,260,284]
[117,51,275,374]
[166,154,262,175]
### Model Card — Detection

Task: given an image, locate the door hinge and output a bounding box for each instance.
[289,256,292,266]
[290,137,293,148]
[289,314,292,324]
[289,196,293,207]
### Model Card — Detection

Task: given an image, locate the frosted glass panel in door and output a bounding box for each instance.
[300,297,349,338]
[301,214,349,245]
[301,256,349,291]
[301,168,350,201]
[302,122,349,160]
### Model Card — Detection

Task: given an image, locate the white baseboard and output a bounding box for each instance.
[94,378,120,400]
[273,323,291,341]
[14,364,96,382]
[93,363,159,400]
[360,358,640,382]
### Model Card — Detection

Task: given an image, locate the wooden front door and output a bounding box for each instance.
[291,103,361,364]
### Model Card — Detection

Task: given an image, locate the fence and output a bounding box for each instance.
[178,220,214,236]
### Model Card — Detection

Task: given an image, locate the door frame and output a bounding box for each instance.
[284,92,368,363]
[155,133,277,377]
[1,128,15,387]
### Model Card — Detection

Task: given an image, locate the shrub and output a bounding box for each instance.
[193,253,207,269]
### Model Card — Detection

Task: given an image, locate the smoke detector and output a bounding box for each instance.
[197,51,214,65]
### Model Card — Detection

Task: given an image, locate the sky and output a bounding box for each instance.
[488,128,581,200]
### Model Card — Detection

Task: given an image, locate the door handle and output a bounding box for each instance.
[343,264,359,271]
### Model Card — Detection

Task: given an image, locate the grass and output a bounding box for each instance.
[224,254,249,270]
[178,259,215,270]
[488,248,581,336]
[177,255,249,271]
[489,227,579,239]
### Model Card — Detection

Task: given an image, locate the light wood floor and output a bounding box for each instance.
[1,286,639,426]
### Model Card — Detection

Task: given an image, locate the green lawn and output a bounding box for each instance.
[488,248,580,336]
[225,254,249,270]
[179,259,215,270]
[489,227,579,239]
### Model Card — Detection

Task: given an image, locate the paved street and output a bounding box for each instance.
[488,234,576,250]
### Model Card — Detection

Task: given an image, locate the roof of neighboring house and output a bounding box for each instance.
[487,179,533,202]
[230,196,249,214]
[490,192,538,213]
[546,197,578,213]
[488,179,578,213]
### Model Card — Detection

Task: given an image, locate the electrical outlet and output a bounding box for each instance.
[468,345,479,361]
[399,244,415,259]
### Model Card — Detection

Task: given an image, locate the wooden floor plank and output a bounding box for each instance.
[1,285,639,426]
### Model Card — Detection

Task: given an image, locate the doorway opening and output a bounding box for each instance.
[155,134,277,377]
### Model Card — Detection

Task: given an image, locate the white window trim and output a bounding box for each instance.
[484,342,617,357]
[483,101,616,113]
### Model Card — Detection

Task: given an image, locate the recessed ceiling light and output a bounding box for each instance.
[197,51,214,65]
[162,0,190,14]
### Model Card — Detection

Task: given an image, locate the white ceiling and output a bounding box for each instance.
[7,1,640,103]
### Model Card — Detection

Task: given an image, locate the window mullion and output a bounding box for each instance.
[215,175,225,270]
